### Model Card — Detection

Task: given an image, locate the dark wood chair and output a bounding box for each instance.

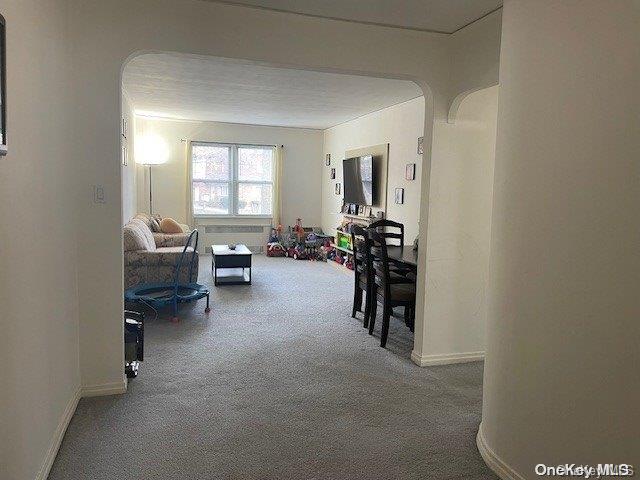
[350,224,372,323]
[368,219,404,246]
[367,219,414,280]
[368,230,416,348]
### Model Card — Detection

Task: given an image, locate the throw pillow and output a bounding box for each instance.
[150,216,161,232]
[160,217,184,234]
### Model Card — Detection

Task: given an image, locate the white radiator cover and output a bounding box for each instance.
[194,218,272,253]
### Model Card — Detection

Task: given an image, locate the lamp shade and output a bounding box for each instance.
[136,133,169,165]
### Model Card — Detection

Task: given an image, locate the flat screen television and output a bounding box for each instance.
[343,155,376,205]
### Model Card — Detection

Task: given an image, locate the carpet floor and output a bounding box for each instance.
[49,255,495,480]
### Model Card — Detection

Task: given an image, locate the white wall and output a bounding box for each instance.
[417,86,498,364]
[0,1,80,479]
[322,97,425,242]
[479,1,639,478]
[121,93,137,224]
[134,116,324,228]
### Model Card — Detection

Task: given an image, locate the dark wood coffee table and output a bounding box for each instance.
[211,244,252,286]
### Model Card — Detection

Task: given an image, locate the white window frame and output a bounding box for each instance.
[191,142,275,218]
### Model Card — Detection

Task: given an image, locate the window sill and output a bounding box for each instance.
[194,215,273,220]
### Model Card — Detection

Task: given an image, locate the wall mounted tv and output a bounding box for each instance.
[343,155,376,206]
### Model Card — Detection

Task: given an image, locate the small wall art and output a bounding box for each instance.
[325,153,331,166]
[335,183,341,195]
[330,168,336,179]
[417,136,424,155]
[395,188,404,205]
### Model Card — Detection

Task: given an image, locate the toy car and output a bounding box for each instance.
[266,242,285,257]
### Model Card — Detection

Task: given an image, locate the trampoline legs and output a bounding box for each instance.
[171,298,179,323]
[205,293,211,313]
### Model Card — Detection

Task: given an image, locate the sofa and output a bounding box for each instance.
[123,213,198,289]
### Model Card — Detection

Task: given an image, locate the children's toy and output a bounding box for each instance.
[293,218,305,242]
[266,242,285,257]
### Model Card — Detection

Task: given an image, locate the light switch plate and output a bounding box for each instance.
[93,185,106,204]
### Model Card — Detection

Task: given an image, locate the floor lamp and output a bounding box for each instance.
[137,134,168,216]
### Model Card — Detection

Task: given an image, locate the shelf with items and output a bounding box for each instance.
[334,229,353,253]
[342,213,375,223]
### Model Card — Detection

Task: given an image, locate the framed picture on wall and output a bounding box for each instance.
[121,117,128,139]
[330,168,336,179]
[325,154,331,166]
[395,188,404,204]
[417,137,424,155]
[0,15,7,155]
[335,183,341,195]
[405,163,416,180]
[121,145,128,166]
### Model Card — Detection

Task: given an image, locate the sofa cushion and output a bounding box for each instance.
[130,218,157,251]
[123,224,148,252]
[134,213,154,230]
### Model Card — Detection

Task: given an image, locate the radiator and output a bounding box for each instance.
[196,223,269,253]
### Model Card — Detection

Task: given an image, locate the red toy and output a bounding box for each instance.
[266,242,285,257]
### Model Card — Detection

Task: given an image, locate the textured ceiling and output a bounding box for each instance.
[123,54,423,129]
[205,0,502,33]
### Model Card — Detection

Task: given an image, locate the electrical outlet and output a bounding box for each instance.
[93,185,106,204]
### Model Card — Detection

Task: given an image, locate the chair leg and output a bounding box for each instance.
[409,302,415,332]
[368,286,378,335]
[380,305,391,348]
[352,286,363,318]
[205,293,211,313]
[363,285,371,328]
[380,302,392,348]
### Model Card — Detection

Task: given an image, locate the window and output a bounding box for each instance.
[191,142,274,216]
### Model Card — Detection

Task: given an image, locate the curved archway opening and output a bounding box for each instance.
[119,50,435,362]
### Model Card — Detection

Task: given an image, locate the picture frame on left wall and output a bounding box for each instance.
[0,15,7,155]
[121,145,128,166]
[335,183,341,195]
[325,154,331,166]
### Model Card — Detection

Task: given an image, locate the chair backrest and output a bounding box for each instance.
[368,219,404,246]
[369,230,392,293]
[351,224,370,281]
[173,229,199,288]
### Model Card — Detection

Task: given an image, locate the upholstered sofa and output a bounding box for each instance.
[123,213,198,289]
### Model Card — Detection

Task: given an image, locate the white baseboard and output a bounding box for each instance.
[81,379,127,397]
[410,350,484,366]
[34,379,127,480]
[476,422,527,480]
[35,386,81,480]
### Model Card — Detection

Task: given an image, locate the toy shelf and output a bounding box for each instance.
[331,243,352,254]
[342,213,375,223]
[334,229,353,253]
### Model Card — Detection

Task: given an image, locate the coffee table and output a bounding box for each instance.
[211,244,252,286]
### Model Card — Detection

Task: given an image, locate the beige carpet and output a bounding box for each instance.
[49,255,495,480]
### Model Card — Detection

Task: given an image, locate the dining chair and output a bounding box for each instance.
[368,230,416,348]
[350,224,372,323]
[368,219,404,246]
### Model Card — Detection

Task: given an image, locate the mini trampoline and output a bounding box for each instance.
[125,229,210,322]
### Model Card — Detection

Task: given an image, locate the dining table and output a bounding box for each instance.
[385,245,418,268]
